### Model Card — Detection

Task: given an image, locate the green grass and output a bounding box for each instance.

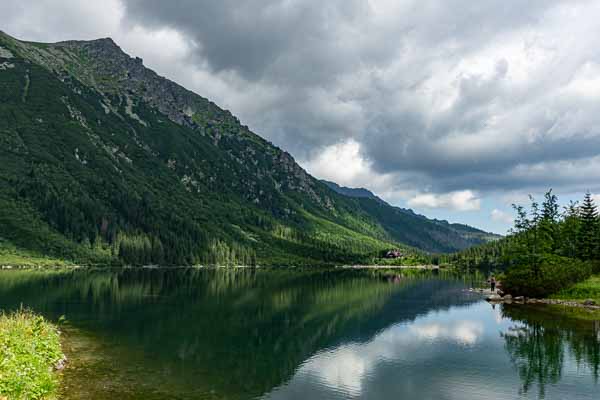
[546,304,600,321]
[0,241,71,268]
[551,274,600,304]
[0,309,64,400]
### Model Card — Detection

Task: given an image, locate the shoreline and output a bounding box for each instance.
[471,288,600,314]
[1,263,446,270]
[338,264,441,270]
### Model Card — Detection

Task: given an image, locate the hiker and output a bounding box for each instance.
[490,276,496,293]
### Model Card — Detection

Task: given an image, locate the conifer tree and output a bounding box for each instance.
[578,192,598,260]
[540,189,559,252]
[559,201,580,259]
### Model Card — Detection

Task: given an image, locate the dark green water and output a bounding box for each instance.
[0,268,598,399]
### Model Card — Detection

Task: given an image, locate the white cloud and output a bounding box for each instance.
[302,139,387,188]
[266,311,486,399]
[491,209,514,224]
[408,190,481,212]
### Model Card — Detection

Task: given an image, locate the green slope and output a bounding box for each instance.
[0,31,492,266]
[324,181,501,252]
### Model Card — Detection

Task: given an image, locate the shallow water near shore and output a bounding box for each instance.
[0,268,598,399]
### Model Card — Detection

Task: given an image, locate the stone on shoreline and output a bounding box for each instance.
[486,294,502,302]
[54,355,67,371]
[583,299,596,306]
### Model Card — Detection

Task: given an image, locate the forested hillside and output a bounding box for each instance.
[0,31,494,266]
[325,181,500,253]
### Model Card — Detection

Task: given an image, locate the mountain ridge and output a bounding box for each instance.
[323,180,501,250]
[0,31,497,265]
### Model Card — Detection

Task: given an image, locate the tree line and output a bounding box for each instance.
[447,190,599,297]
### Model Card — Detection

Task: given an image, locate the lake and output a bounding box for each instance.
[0,268,598,399]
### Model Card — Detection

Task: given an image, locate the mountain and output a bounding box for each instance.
[322,180,388,204]
[324,181,501,252]
[0,31,496,266]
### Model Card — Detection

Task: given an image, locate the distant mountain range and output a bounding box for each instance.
[0,31,499,265]
[321,180,388,204]
[323,181,501,252]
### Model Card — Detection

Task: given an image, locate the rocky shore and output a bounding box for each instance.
[467,288,600,310]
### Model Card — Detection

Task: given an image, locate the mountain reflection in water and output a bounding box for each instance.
[0,268,597,399]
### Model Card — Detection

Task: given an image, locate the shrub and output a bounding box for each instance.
[0,309,64,400]
[502,255,592,298]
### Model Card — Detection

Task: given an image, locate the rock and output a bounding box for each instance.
[514,296,524,302]
[54,356,67,371]
[486,294,502,302]
[583,299,596,306]
[503,294,513,301]
[527,298,538,304]
[497,290,505,296]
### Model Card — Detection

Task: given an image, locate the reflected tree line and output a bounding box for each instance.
[502,305,600,398]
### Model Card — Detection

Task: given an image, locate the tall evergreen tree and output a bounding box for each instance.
[540,189,559,252]
[578,192,598,260]
[558,201,580,259]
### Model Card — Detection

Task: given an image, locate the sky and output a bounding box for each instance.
[2,0,600,234]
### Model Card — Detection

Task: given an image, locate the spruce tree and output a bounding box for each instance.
[559,201,580,259]
[540,189,559,252]
[578,192,598,260]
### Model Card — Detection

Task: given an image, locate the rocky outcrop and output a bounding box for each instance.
[0,33,334,213]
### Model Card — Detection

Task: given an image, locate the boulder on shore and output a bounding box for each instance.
[583,299,596,306]
[486,294,502,302]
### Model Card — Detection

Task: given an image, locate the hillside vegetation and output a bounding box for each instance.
[448,190,600,298]
[0,31,494,266]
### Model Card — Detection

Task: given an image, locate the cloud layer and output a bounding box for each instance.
[119,0,600,190]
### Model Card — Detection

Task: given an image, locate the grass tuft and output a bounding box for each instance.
[0,309,64,400]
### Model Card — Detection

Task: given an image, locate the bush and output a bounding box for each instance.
[0,309,64,400]
[502,255,592,298]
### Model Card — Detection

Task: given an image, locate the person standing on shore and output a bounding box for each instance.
[490,276,496,293]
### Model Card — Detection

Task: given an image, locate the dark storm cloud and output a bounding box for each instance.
[118,0,600,197]
[121,0,372,82]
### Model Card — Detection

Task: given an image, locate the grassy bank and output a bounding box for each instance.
[551,274,600,304]
[0,240,71,268]
[0,310,64,400]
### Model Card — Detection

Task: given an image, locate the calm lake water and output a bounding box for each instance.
[0,268,598,399]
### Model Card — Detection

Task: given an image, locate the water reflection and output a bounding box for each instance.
[0,269,598,399]
[502,305,600,398]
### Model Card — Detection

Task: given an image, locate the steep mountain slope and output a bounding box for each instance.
[324,182,500,252]
[0,31,493,265]
[322,180,388,204]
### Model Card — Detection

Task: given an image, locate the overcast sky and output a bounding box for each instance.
[3,0,600,233]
